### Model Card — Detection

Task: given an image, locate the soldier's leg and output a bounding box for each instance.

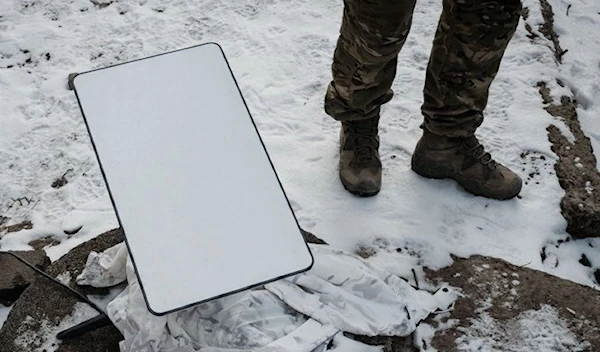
[325,0,417,122]
[421,0,522,137]
[327,0,417,196]
[412,0,523,200]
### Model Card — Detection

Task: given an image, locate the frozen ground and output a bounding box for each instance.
[456,305,590,352]
[12,303,97,352]
[0,0,599,350]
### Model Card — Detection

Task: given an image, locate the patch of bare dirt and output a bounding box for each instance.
[532,0,600,239]
[28,236,61,250]
[301,228,328,245]
[538,0,568,63]
[51,169,73,189]
[538,82,600,238]
[346,333,415,352]
[355,244,377,259]
[0,220,33,234]
[426,256,600,351]
[521,7,540,41]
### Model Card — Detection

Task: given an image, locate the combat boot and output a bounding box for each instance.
[411,129,522,200]
[339,117,382,196]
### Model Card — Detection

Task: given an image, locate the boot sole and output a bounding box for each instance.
[411,154,521,200]
[340,176,380,197]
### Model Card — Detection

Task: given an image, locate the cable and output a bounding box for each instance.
[1,251,105,314]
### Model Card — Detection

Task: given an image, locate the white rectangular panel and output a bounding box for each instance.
[73,43,313,315]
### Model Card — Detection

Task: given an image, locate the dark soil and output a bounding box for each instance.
[0,220,33,234]
[538,82,600,238]
[534,0,600,239]
[427,256,600,351]
[301,228,328,245]
[538,0,568,63]
[29,236,62,250]
[346,333,415,352]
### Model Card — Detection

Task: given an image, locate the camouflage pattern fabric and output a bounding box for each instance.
[80,242,457,351]
[325,0,523,137]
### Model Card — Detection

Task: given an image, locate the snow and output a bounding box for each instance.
[456,305,591,352]
[0,194,118,261]
[0,0,599,350]
[0,304,13,330]
[544,0,600,170]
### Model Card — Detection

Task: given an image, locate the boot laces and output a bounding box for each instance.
[345,122,379,165]
[460,137,497,170]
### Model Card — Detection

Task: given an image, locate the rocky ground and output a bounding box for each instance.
[0,229,124,352]
[427,257,600,351]
[1,1,599,351]
[1,227,599,351]
[532,0,600,242]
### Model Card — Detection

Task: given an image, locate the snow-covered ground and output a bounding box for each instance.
[548,0,600,169]
[1,0,599,350]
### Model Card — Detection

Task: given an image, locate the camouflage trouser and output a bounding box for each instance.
[324,0,523,137]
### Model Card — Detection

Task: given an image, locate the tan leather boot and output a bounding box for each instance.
[339,117,382,197]
[411,129,522,200]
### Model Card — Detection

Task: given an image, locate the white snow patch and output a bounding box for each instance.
[456,305,590,352]
[0,195,117,261]
[544,237,600,285]
[55,272,71,285]
[0,304,13,329]
[544,0,600,171]
[414,323,436,351]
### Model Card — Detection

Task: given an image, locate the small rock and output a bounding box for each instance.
[0,220,33,234]
[51,175,68,188]
[579,254,592,267]
[64,225,83,235]
[0,250,50,305]
[301,229,327,245]
[28,236,60,250]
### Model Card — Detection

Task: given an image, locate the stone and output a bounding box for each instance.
[0,228,124,352]
[427,255,600,351]
[0,250,50,305]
